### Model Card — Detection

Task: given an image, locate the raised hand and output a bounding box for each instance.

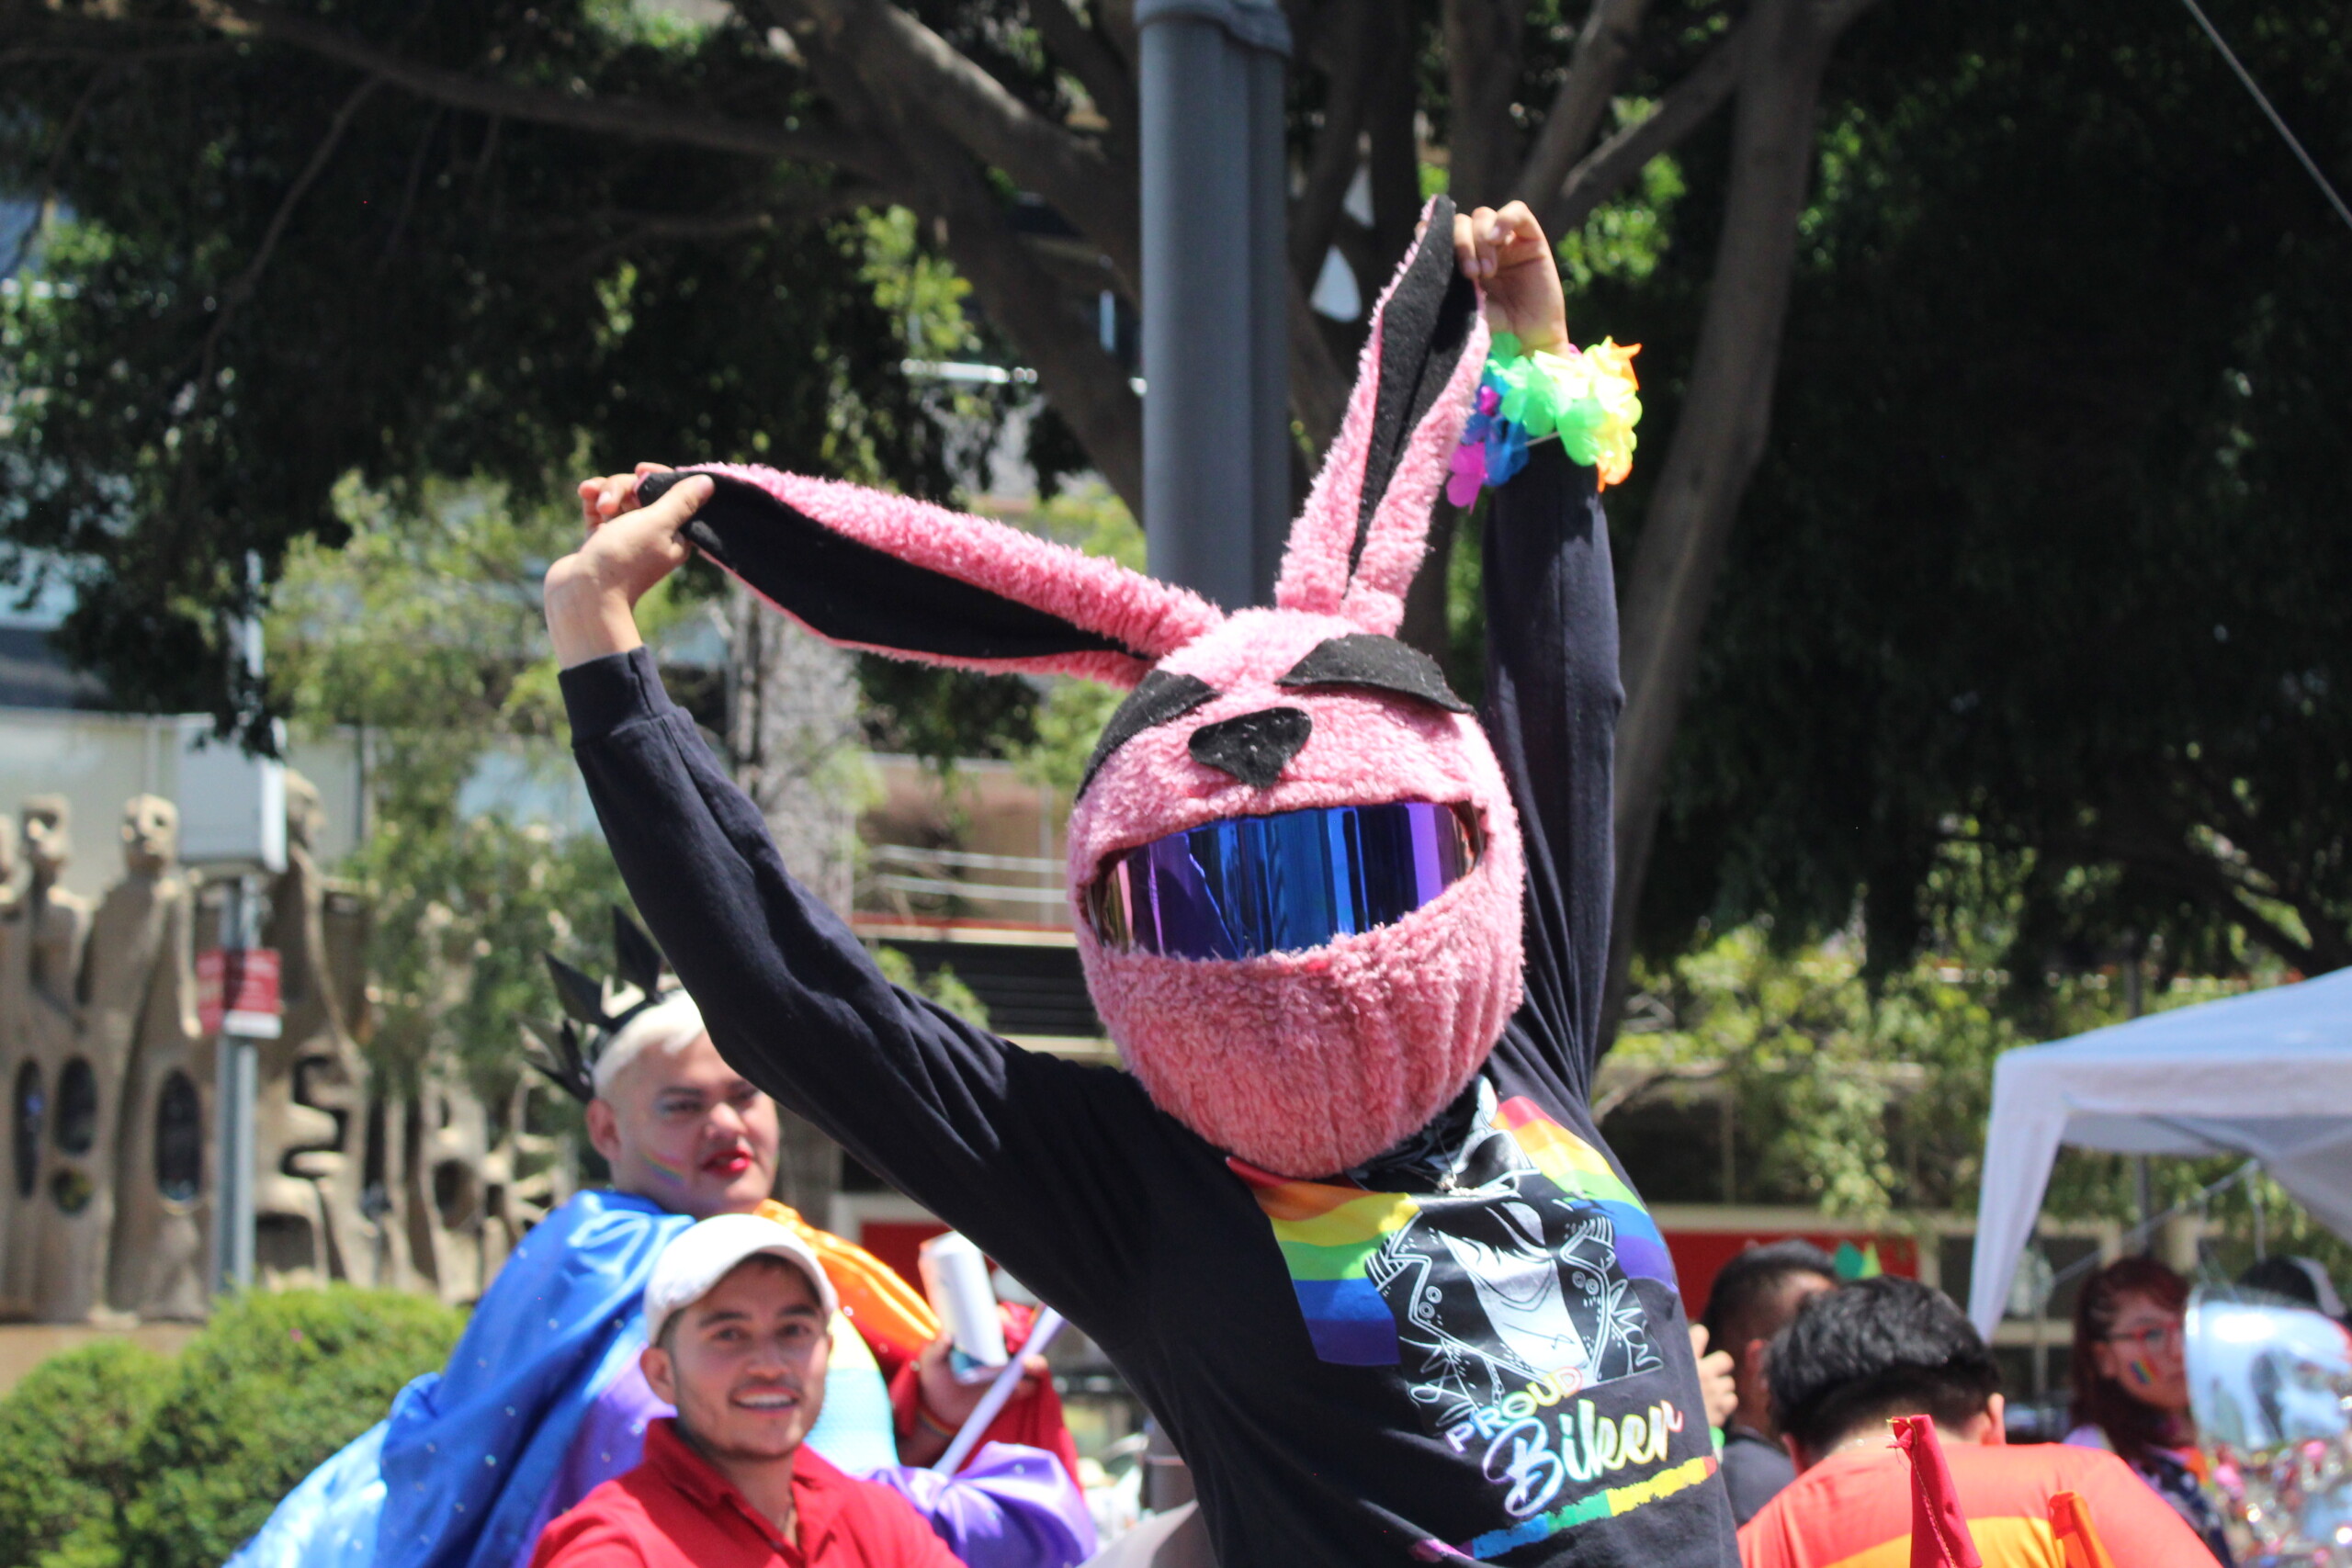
[544,462,707,668]
[1452,199,1568,355]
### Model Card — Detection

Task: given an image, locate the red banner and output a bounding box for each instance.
[198,948,283,1039]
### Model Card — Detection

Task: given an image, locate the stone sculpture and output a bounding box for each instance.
[6,798,92,1315]
[0,784,564,1321]
[96,796,208,1321]
[253,773,372,1286]
[0,818,24,1317]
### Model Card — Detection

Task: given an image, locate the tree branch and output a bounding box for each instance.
[796,35,1142,509]
[6,62,107,276]
[537,187,882,292]
[1602,0,1871,1046]
[1541,12,1751,237]
[1287,265,1350,452]
[786,0,1138,285]
[1442,0,1529,210]
[2056,824,2324,973]
[1029,0,1136,152]
[2165,761,2352,970]
[1289,0,1376,286]
[197,75,382,392]
[1514,0,1652,209]
[215,2,872,172]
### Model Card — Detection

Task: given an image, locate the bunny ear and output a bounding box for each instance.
[1275,195,1489,633]
[641,468,1221,687]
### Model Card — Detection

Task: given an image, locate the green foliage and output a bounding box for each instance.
[1636,0,2352,981]
[268,479,642,1099]
[1612,840,2157,1220]
[0,1290,461,1568]
[0,6,955,739]
[860,483,1145,792]
[120,1288,459,1568]
[872,945,991,1030]
[0,1339,167,1568]
[1554,143,1688,292]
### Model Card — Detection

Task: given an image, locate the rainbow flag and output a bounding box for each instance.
[1233,1098,1675,1367]
[1488,1098,1677,1286]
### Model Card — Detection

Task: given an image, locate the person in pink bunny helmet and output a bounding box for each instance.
[546,198,1734,1568]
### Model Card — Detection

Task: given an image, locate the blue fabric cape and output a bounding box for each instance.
[228,1190,692,1568]
[224,1189,1093,1568]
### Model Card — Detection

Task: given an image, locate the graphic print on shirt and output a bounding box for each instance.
[1235,1084,1718,1560]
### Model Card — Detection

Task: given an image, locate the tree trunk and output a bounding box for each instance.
[1602,0,1866,1043]
[727,585,865,1210]
[1442,0,1528,211]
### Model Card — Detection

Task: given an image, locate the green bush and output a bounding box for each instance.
[119,1287,461,1568]
[0,1338,169,1568]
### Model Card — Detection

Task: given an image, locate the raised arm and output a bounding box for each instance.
[545,482,1159,1333]
[1453,203,1625,1090]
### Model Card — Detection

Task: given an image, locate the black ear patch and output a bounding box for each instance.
[1354,196,1480,573]
[1079,669,1217,796]
[1279,634,1471,713]
[1189,707,1312,790]
[640,470,1136,664]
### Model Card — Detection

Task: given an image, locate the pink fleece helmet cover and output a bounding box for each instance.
[659,197,1521,1177]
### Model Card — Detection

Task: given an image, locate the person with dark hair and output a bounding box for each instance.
[2064,1257,2234,1563]
[2236,1255,2346,1319]
[1700,1242,1838,1524]
[1739,1277,2219,1566]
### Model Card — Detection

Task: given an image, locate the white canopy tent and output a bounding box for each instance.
[1967,965,2352,1336]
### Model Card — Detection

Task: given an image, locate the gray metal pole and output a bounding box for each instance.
[213,877,259,1292]
[212,550,266,1295]
[1137,0,1292,610]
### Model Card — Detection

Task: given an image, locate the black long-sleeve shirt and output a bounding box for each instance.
[562,444,1737,1567]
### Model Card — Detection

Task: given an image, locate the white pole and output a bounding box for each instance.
[932,1308,1067,1475]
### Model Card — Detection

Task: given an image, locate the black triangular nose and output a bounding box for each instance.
[1188,707,1312,789]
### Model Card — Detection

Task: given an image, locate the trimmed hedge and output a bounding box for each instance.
[0,1338,168,1568]
[0,1287,461,1568]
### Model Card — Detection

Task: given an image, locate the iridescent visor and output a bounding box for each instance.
[1085,801,1479,962]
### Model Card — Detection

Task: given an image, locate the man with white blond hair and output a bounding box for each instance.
[531,1214,960,1568]
[231,915,1091,1568]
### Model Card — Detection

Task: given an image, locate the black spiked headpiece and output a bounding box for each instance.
[525,908,681,1102]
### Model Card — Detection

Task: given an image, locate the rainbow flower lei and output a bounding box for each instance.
[1446,331,1643,504]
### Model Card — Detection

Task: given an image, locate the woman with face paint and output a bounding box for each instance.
[2064,1258,2235,1564]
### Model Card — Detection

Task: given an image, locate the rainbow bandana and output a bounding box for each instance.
[1233,1095,1676,1369]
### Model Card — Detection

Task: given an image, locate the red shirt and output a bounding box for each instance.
[529,1418,960,1568]
[1737,1439,2222,1568]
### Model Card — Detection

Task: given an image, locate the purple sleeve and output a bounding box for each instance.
[859,1442,1097,1568]
[509,1361,670,1566]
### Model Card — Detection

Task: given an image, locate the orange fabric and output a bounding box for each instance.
[2046,1493,2117,1568]
[754,1202,1081,1487]
[1738,1441,2222,1568]
[758,1201,941,1365]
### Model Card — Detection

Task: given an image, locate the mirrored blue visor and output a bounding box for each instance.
[1083,801,1479,962]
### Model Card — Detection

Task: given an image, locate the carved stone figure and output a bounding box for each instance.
[253,773,371,1286]
[100,796,208,1321]
[6,798,91,1314]
[40,796,192,1321]
[0,818,24,1318]
[0,780,577,1318]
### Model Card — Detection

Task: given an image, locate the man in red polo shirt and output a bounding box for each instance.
[531,1213,960,1568]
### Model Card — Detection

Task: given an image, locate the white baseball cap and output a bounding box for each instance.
[643,1213,838,1348]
